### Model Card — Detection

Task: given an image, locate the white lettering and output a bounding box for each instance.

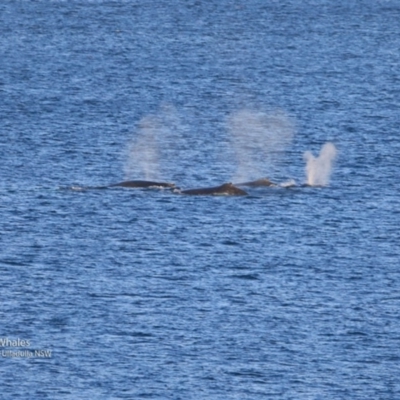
[2,350,34,357]
[34,350,52,358]
[0,338,31,347]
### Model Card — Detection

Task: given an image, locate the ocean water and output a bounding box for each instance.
[1,0,400,399]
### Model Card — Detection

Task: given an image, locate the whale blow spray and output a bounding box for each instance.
[304,142,337,186]
[125,116,160,181]
[227,108,294,182]
[124,105,186,181]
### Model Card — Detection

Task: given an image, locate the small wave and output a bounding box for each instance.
[279,179,297,188]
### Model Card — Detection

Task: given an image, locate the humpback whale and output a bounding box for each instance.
[180,182,248,196]
[109,180,176,189]
[235,178,274,187]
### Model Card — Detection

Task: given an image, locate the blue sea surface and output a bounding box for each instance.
[1,0,400,399]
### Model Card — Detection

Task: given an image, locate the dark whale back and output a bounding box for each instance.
[110,180,176,188]
[235,178,274,187]
[181,182,248,196]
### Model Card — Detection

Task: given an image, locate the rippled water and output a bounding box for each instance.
[1,1,400,399]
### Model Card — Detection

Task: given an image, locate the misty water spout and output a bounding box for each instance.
[227,108,294,182]
[304,142,337,186]
[124,116,160,181]
[124,105,186,182]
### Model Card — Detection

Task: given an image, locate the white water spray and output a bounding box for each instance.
[227,108,294,182]
[304,142,337,186]
[124,116,160,180]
